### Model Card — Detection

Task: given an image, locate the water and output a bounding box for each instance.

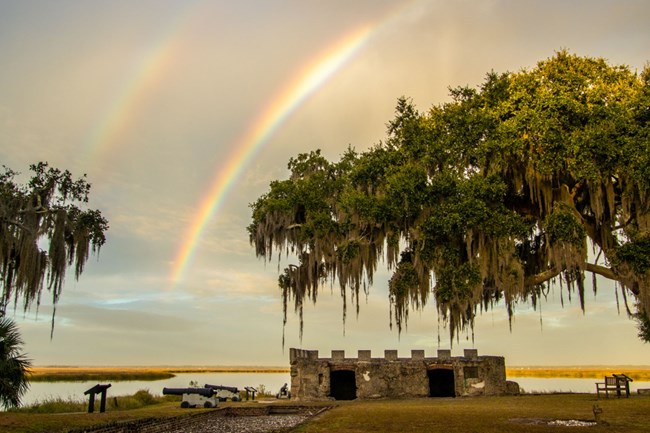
[22,372,291,407]
[21,373,650,407]
[511,376,650,394]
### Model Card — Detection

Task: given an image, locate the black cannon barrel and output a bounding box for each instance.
[204,384,239,393]
[162,387,214,397]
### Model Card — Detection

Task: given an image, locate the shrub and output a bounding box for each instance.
[9,396,86,414]
[133,389,156,405]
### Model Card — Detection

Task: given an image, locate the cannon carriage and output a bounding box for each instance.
[204,384,242,401]
[162,387,219,408]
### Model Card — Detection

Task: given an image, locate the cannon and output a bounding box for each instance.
[162,387,218,408]
[204,384,241,402]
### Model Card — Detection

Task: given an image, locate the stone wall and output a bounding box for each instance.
[289,348,518,401]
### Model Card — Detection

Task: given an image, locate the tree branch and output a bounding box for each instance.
[525,262,620,287]
[525,267,562,286]
[613,216,634,231]
[584,262,617,280]
[0,218,35,235]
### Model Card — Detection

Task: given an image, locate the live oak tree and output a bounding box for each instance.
[0,162,108,407]
[1,162,108,320]
[249,51,650,344]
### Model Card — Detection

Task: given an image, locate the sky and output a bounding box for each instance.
[2,0,650,367]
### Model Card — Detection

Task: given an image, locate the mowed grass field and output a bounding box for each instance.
[1,400,189,433]
[295,394,650,433]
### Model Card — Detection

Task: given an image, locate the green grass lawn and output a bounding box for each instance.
[0,401,187,433]
[295,395,650,433]
[2,394,649,433]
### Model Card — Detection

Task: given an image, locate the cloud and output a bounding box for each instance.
[4,0,650,368]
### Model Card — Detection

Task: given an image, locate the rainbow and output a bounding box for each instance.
[169,25,372,283]
[85,6,198,163]
[170,0,428,283]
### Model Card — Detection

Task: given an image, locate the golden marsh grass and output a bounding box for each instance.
[507,366,650,381]
[29,366,290,382]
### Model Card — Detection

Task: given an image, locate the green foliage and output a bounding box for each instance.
[0,317,32,409]
[249,51,650,342]
[337,240,361,264]
[112,389,162,410]
[545,204,586,246]
[132,389,157,405]
[616,236,650,275]
[8,396,86,414]
[434,262,482,305]
[635,308,650,343]
[0,163,108,324]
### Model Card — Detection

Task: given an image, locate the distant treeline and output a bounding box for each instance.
[29,366,290,382]
[507,367,650,381]
[29,371,175,382]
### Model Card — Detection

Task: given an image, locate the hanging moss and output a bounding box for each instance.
[614,236,650,277]
[388,250,422,334]
[249,51,650,344]
[0,163,108,335]
[635,307,650,343]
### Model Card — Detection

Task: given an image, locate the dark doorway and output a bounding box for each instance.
[428,369,455,397]
[330,370,357,400]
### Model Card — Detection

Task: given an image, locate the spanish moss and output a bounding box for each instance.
[249,51,650,344]
[0,163,108,336]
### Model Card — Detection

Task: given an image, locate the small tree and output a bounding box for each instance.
[1,162,108,322]
[0,162,108,407]
[0,317,31,409]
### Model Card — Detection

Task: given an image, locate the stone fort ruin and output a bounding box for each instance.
[289,348,519,400]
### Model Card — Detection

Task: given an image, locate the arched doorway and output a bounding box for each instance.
[330,370,357,400]
[428,368,455,397]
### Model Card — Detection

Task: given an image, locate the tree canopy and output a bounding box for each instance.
[248,51,650,343]
[0,162,108,331]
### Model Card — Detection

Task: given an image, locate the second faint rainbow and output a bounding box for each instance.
[170,25,373,283]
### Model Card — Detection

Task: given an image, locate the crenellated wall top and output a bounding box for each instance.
[290,348,485,363]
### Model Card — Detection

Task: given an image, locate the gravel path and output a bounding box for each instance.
[67,405,328,433]
[164,413,313,433]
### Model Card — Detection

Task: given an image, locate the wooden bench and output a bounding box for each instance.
[596,374,632,399]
